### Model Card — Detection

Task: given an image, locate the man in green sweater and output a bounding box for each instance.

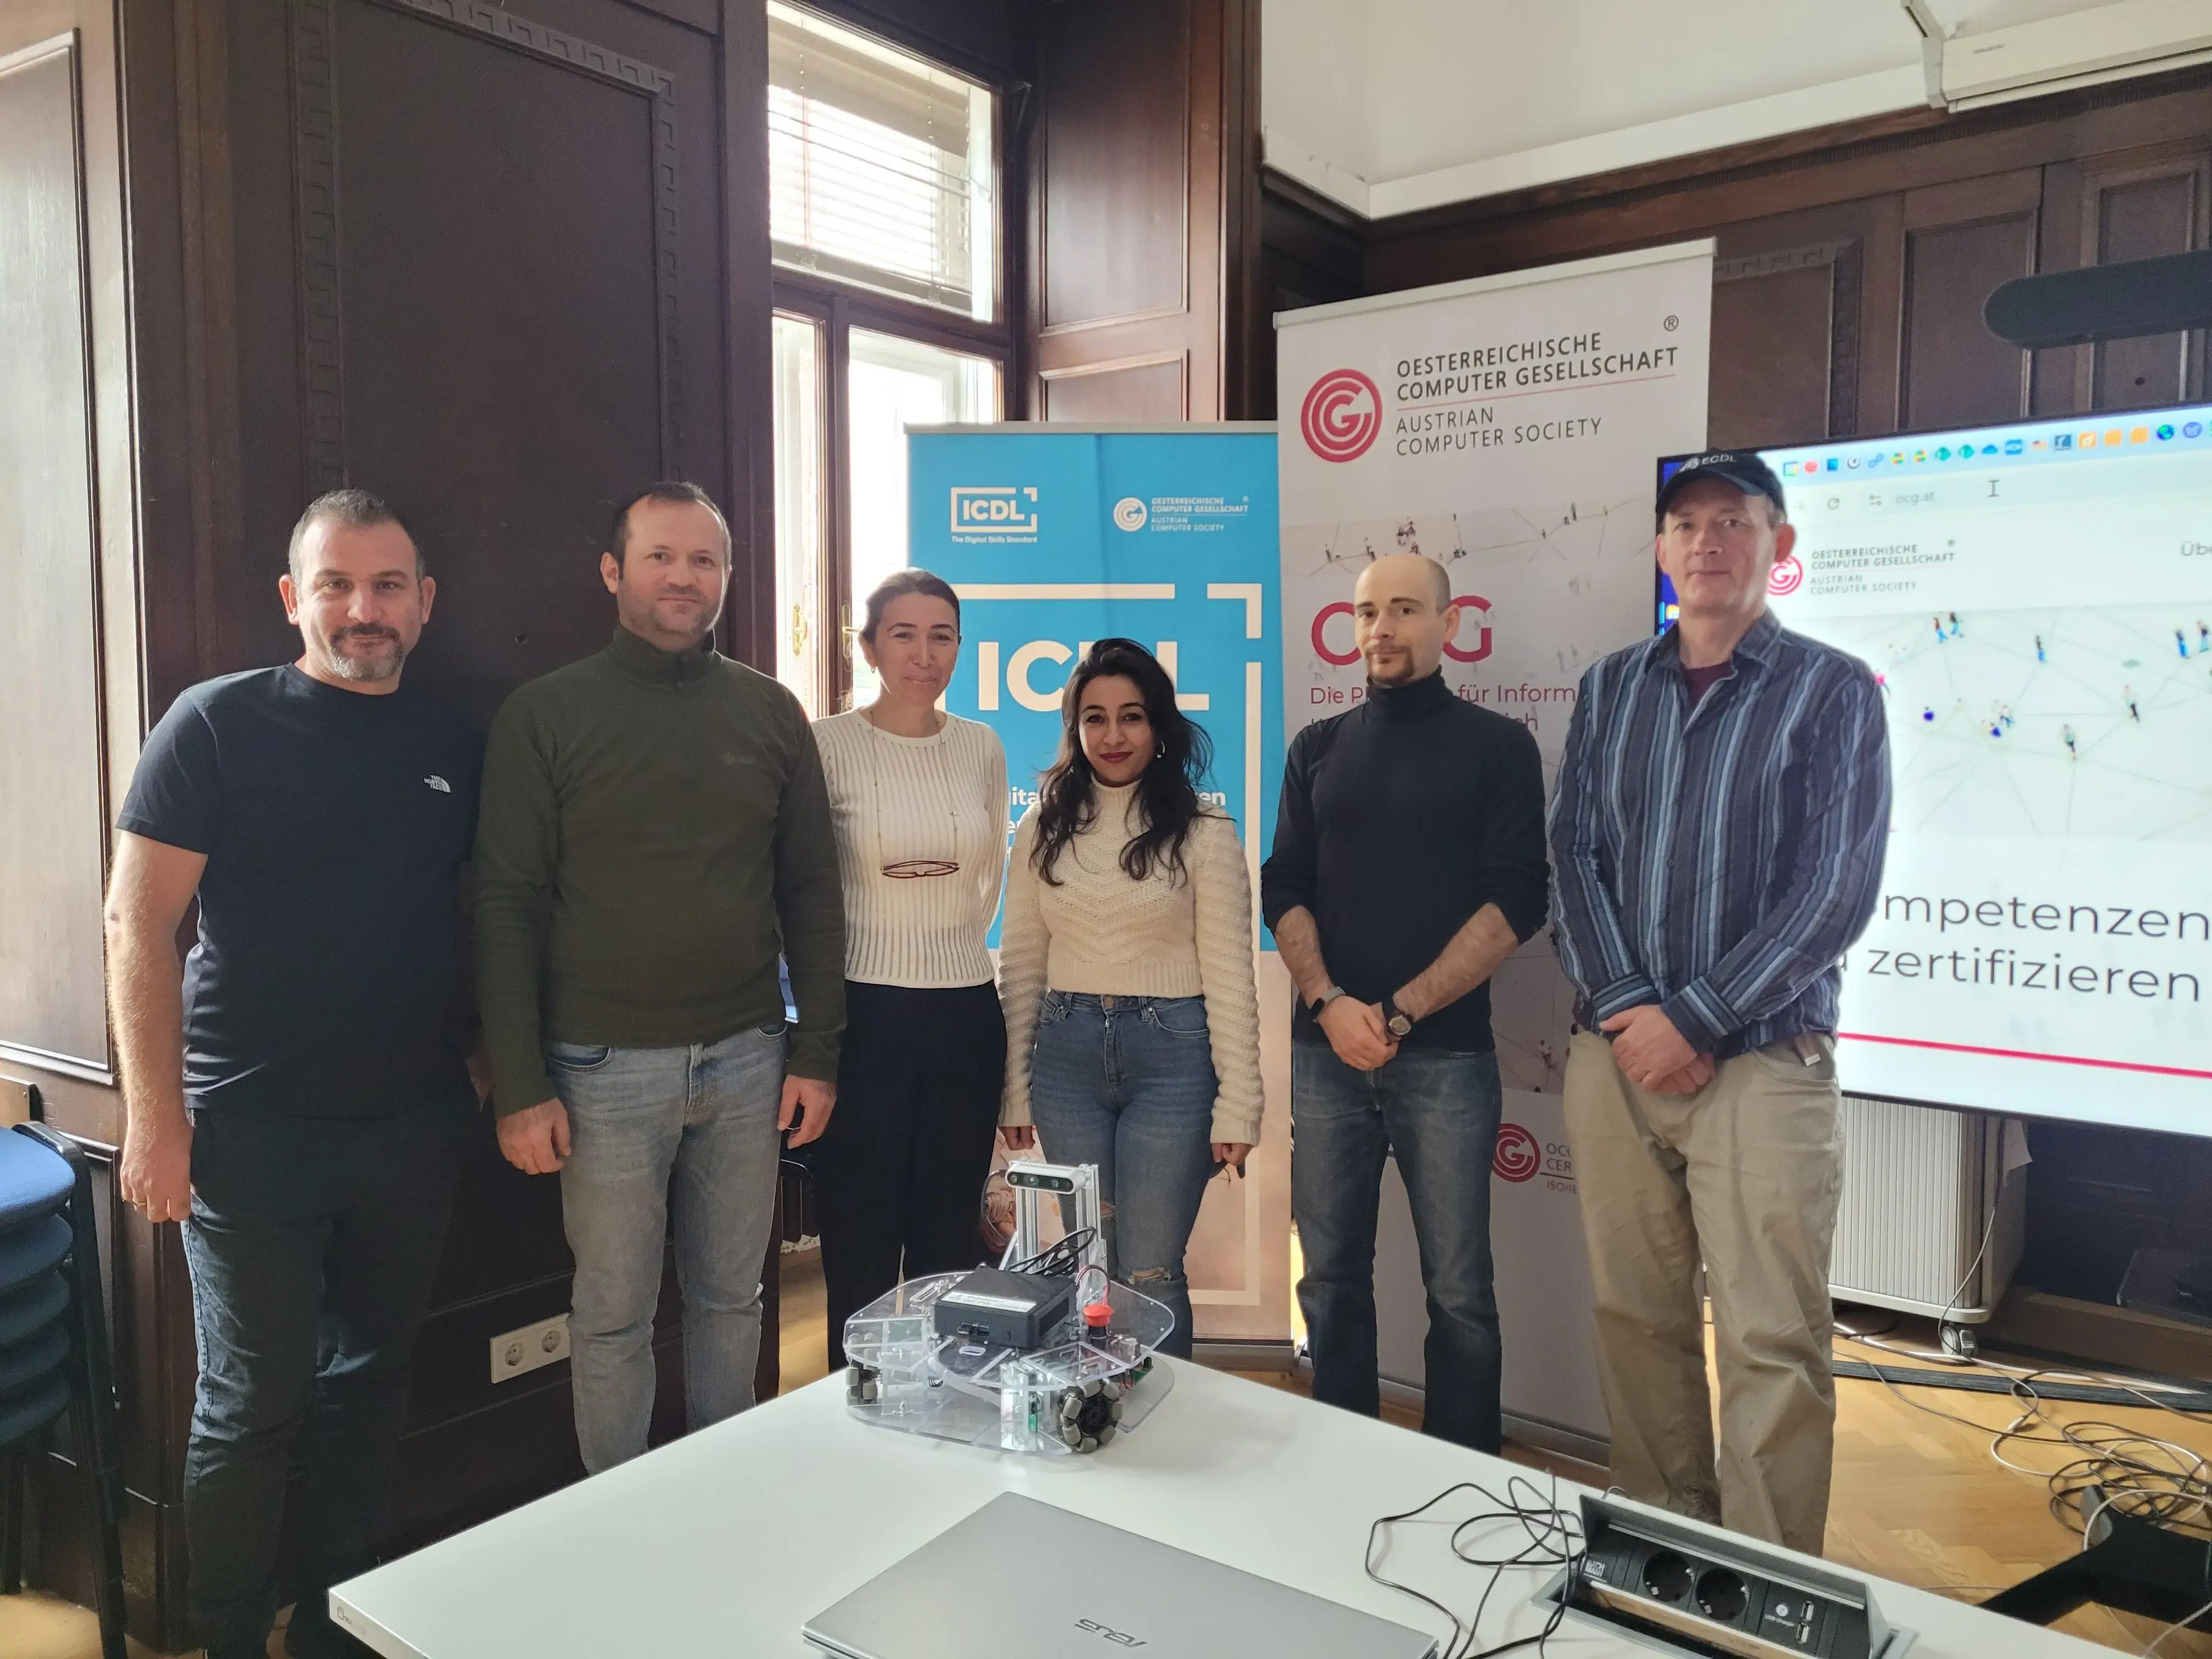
[475,481,844,1473]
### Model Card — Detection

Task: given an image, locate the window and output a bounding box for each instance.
[845,331,997,704]
[771,314,827,715]
[767,6,1008,717]
[769,2,996,321]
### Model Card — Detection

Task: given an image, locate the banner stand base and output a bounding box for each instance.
[1501,1410,1611,1476]
[1194,1338,1297,1373]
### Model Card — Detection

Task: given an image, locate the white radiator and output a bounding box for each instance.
[1830,1094,2027,1325]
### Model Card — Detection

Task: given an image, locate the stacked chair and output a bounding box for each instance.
[0,1119,127,1659]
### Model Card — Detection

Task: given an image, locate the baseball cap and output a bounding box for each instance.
[1656,449,1787,525]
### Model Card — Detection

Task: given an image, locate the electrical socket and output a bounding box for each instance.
[488,1313,570,1385]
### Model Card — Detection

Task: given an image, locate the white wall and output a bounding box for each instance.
[1261,1,2112,219]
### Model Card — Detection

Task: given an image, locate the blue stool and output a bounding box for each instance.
[0,1120,126,1659]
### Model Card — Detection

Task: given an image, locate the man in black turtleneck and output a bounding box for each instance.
[1262,553,1549,1451]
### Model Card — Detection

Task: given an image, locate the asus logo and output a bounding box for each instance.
[1076,1617,1147,1647]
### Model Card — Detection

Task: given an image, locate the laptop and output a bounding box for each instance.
[804,1491,1440,1659]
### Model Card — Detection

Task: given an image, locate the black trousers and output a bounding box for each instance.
[182,1097,471,1659]
[812,980,1006,1369]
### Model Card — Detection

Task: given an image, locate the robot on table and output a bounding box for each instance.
[840,1162,1176,1456]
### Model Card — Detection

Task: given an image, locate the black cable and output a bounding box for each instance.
[1364,1474,1584,1659]
[1005,1227,1097,1278]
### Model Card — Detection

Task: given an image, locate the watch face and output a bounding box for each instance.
[1388,1015,1412,1036]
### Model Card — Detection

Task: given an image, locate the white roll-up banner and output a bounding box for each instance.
[1276,242,1714,1448]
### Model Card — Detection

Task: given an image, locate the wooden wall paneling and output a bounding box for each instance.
[1899,170,2040,432]
[0,36,111,1082]
[71,0,147,888]
[1250,174,1362,423]
[2031,156,2089,420]
[721,0,775,670]
[1039,354,1189,422]
[110,0,199,729]
[303,0,680,726]
[1036,2,1188,329]
[1703,195,1906,451]
[223,0,309,675]
[1028,0,1236,420]
[1709,242,1849,450]
[1218,0,1263,419]
[1362,68,2212,296]
[0,8,179,1633]
[178,0,248,695]
[2076,144,2210,412]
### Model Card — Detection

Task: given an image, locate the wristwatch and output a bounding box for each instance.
[1382,994,1414,1039]
[1309,985,1349,1018]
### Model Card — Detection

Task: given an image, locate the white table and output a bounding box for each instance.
[331,1360,2106,1658]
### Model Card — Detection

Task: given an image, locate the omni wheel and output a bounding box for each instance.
[1054,1380,1125,1453]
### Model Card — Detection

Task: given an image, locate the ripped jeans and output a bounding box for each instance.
[1026,991,1221,1358]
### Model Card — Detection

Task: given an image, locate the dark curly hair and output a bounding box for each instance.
[1031,639,1215,886]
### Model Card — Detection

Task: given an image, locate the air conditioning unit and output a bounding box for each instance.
[1830,1094,2027,1339]
[1904,0,2212,111]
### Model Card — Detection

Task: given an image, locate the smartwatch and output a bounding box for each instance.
[1309,985,1349,1019]
[1382,994,1414,1039]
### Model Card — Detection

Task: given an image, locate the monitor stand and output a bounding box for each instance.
[1980,1488,2212,1638]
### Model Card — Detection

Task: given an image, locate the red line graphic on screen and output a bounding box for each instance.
[1300,369,1382,462]
[1767,552,1805,596]
[1492,1123,1540,1183]
[1838,1031,2212,1081]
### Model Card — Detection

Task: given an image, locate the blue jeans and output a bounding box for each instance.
[550,1023,786,1474]
[182,1097,470,1659]
[1027,992,1220,1359]
[1291,1039,1504,1451]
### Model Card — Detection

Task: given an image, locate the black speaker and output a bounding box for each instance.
[1984,249,2212,349]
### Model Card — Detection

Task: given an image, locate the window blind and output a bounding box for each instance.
[768,3,995,320]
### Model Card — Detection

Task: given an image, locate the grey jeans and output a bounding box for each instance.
[549,1023,787,1474]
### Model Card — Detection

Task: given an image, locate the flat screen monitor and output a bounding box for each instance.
[1657,407,2212,1137]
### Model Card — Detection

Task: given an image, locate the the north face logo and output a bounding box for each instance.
[424,775,452,793]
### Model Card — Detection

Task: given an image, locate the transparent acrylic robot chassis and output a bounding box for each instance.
[839,1161,1176,1456]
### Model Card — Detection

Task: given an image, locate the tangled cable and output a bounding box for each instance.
[1363,1474,1585,1659]
[1005,1226,1098,1279]
[1833,1317,2212,1544]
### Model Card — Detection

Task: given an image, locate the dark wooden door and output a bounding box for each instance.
[1024,0,1260,420]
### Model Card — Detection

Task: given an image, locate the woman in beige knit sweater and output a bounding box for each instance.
[998,639,1262,1358]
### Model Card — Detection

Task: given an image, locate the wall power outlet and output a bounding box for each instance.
[489,1313,570,1385]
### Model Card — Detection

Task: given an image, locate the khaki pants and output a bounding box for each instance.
[1562,1028,1843,1556]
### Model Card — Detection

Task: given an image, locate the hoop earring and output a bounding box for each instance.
[1155,741,1166,759]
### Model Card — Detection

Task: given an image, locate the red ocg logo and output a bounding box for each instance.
[1493,1123,1539,1183]
[1310,595,1492,665]
[1300,369,1381,462]
[1768,553,1804,596]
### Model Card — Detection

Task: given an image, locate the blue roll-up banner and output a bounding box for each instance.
[909,423,1291,1345]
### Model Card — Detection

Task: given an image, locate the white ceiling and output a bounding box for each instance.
[1262,0,2135,218]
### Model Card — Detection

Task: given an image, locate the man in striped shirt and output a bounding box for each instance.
[1549,450,1890,1556]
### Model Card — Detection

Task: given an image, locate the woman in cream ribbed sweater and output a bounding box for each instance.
[814,571,1007,1369]
[998,639,1261,1358]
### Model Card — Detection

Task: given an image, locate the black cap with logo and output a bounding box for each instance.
[1656,449,1787,525]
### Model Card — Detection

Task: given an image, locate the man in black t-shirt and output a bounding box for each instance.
[1261,554,1550,1454]
[106,490,482,1659]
